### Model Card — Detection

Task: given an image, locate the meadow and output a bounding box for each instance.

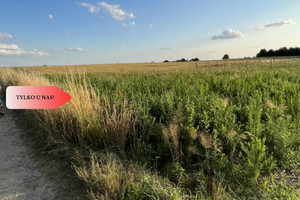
[0,59,299,199]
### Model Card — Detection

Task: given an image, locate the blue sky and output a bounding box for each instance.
[0,0,299,66]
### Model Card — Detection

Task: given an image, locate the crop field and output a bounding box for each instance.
[0,59,299,199]
[22,58,292,74]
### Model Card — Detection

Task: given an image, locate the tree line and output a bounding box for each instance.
[163,55,230,62]
[257,47,300,57]
[163,57,199,62]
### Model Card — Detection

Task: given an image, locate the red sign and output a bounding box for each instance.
[6,86,71,109]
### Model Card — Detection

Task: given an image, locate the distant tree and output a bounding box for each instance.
[189,57,199,62]
[278,47,288,56]
[163,60,169,62]
[176,58,187,62]
[257,49,268,57]
[267,49,275,57]
[289,47,300,56]
[222,54,229,60]
[180,58,187,62]
[257,47,300,57]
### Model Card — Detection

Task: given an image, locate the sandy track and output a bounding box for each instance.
[0,108,58,200]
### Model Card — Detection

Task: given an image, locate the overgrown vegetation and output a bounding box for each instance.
[0,59,299,199]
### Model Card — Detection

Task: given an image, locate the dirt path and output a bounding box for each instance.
[0,108,58,200]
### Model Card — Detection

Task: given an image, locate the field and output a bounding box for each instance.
[21,59,291,74]
[0,59,299,199]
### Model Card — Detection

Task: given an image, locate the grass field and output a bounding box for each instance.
[0,59,299,199]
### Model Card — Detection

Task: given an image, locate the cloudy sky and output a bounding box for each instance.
[0,0,300,66]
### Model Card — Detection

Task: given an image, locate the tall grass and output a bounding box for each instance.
[0,59,299,199]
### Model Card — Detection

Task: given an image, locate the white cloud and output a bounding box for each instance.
[256,19,296,30]
[98,2,134,20]
[0,43,48,56]
[77,2,134,21]
[48,14,54,20]
[122,21,136,27]
[149,24,154,28]
[66,47,85,52]
[212,29,245,40]
[0,33,13,39]
[0,43,19,50]
[76,2,100,13]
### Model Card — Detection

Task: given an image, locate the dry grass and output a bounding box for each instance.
[266,99,276,109]
[162,111,185,161]
[0,68,136,148]
[74,152,188,200]
[100,100,137,150]
[0,68,51,86]
[162,123,180,160]
[29,72,103,145]
[74,153,132,200]
[198,132,214,149]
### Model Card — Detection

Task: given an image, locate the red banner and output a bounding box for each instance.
[6,86,71,109]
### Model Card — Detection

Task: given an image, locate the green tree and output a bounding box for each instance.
[222,54,229,59]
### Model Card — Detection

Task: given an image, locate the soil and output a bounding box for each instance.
[0,107,59,200]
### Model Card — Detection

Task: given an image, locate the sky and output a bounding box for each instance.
[0,0,300,66]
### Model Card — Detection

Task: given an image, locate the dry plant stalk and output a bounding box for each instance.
[100,100,137,150]
[162,111,184,161]
[197,131,213,149]
[74,153,132,200]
